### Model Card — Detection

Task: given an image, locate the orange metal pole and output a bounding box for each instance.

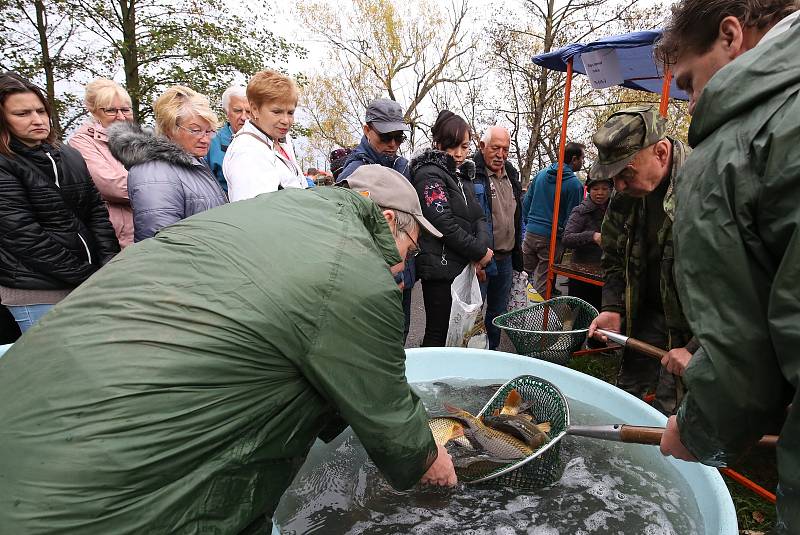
[720,467,777,504]
[545,58,573,300]
[658,68,672,117]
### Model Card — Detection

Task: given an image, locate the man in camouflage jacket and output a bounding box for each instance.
[588,106,698,415]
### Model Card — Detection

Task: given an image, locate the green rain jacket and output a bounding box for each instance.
[600,137,694,350]
[0,187,437,534]
[672,19,800,533]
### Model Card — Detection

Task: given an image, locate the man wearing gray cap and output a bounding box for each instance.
[587,105,697,415]
[0,165,455,533]
[338,98,415,339]
[337,98,411,183]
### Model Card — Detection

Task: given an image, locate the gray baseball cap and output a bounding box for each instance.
[342,164,442,238]
[365,98,410,133]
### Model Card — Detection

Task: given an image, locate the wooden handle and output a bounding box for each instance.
[626,338,668,360]
[619,425,664,445]
[620,425,779,449]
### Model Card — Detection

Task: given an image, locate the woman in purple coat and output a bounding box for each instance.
[562,175,612,309]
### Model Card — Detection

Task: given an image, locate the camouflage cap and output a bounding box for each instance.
[591,105,667,180]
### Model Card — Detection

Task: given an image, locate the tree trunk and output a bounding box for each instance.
[520,0,557,188]
[33,0,61,134]
[118,0,141,120]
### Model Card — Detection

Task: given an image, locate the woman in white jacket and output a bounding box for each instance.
[222,70,306,201]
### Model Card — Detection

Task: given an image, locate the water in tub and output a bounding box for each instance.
[273,379,702,534]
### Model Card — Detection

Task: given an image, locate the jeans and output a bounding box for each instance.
[6,304,54,333]
[485,255,514,350]
[421,279,453,347]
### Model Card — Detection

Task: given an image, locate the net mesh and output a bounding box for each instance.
[492,297,598,365]
[457,375,570,489]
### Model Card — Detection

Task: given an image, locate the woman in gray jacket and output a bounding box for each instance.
[108,85,227,242]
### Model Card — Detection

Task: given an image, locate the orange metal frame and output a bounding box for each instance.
[542,58,777,504]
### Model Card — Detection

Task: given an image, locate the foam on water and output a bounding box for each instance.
[274,379,702,534]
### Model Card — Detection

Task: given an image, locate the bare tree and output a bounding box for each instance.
[487,0,660,186]
[297,0,482,149]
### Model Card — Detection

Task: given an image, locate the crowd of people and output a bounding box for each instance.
[0,0,797,532]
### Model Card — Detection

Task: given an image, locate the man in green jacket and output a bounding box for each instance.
[655,1,799,532]
[588,106,697,415]
[0,165,456,534]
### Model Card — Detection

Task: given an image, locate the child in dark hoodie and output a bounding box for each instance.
[520,143,586,295]
[562,175,613,309]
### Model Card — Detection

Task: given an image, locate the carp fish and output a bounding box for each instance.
[485,389,551,449]
[444,403,533,460]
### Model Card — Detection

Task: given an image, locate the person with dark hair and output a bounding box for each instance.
[654,2,800,530]
[0,72,119,333]
[520,141,585,294]
[562,174,612,310]
[412,110,492,347]
[329,147,352,181]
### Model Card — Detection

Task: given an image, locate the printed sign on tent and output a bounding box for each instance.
[580,49,624,89]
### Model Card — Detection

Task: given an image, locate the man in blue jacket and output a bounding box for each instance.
[338,98,415,340]
[207,85,250,192]
[521,142,585,294]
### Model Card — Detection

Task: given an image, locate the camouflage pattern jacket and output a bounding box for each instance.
[600,137,694,350]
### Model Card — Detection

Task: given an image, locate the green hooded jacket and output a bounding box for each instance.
[600,137,694,349]
[0,187,437,534]
[672,18,800,533]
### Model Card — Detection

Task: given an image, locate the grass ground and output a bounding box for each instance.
[566,350,779,534]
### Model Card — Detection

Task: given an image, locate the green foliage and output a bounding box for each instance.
[69,0,305,122]
[0,0,305,131]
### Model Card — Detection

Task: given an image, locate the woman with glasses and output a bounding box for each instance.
[0,72,119,332]
[107,85,227,242]
[223,70,306,201]
[69,78,135,248]
[412,110,493,347]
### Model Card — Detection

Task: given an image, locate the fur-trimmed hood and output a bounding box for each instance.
[410,148,475,180]
[107,121,198,170]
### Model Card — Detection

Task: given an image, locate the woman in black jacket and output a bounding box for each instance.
[412,110,492,347]
[561,175,612,309]
[0,72,119,332]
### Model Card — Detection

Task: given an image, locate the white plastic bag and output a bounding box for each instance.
[445,264,487,348]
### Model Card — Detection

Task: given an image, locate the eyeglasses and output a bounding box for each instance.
[370,125,406,144]
[404,230,421,257]
[176,124,215,138]
[100,107,133,117]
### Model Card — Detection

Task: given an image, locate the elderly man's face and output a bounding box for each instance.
[480,128,510,174]
[226,95,250,133]
[612,141,670,197]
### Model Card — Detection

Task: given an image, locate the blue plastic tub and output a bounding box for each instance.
[273,347,737,534]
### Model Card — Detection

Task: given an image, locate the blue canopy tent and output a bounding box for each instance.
[531,30,689,100]
[526,29,686,304]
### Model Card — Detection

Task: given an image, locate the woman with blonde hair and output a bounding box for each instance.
[223,69,306,201]
[69,78,135,247]
[108,85,227,242]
